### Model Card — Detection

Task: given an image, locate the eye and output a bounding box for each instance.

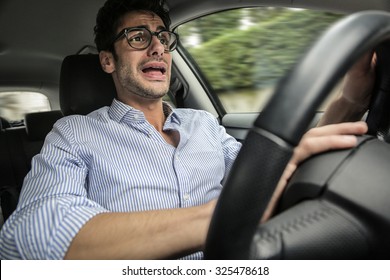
[128,31,148,43]
[159,38,168,45]
[158,33,171,45]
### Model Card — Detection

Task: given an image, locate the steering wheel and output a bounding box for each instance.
[205,11,390,259]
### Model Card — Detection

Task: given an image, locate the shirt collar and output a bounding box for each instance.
[108,98,181,125]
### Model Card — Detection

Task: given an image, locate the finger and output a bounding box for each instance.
[291,134,358,165]
[305,121,367,137]
[261,163,297,223]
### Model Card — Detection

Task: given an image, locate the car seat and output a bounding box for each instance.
[60,54,116,115]
[0,110,63,224]
[0,116,11,130]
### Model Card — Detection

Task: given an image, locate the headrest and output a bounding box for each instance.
[60,54,116,116]
[24,110,64,141]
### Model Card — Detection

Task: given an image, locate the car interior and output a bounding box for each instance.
[0,0,390,259]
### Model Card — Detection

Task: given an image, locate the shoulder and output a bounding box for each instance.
[54,106,111,128]
[45,107,111,147]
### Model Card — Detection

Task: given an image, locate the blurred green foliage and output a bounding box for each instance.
[178,8,342,92]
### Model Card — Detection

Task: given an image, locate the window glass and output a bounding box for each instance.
[0,92,51,122]
[177,7,343,113]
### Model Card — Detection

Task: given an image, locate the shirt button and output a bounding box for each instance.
[183,194,190,201]
[134,115,139,120]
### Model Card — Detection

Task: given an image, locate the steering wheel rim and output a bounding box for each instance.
[205,11,390,259]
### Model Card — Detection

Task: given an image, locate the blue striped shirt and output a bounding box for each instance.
[0,99,241,259]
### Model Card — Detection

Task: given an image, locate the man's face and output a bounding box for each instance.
[111,11,172,101]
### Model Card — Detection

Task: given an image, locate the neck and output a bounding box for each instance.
[118,96,179,148]
[119,96,166,132]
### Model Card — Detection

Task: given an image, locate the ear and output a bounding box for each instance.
[99,51,116,74]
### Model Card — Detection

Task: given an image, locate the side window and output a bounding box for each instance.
[0,92,51,123]
[177,7,343,113]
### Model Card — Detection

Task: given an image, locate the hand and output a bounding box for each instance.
[261,121,368,222]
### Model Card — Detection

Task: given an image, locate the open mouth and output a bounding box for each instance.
[141,62,167,75]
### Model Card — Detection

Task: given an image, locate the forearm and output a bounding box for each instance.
[319,52,375,126]
[64,202,214,260]
[317,94,368,126]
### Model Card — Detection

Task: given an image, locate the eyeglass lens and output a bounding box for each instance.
[126,28,176,51]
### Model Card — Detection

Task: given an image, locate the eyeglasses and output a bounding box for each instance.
[111,27,179,52]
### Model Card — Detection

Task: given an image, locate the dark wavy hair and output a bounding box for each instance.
[94,0,171,52]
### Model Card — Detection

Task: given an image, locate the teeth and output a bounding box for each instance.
[141,63,166,74]
[143,67,166,74]
[153,67,165,73]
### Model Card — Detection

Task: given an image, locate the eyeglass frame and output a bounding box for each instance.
[110,26,179,53]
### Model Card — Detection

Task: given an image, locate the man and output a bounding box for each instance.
[0,0,369,259]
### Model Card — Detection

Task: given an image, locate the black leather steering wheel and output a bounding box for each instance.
[205,11,390,259]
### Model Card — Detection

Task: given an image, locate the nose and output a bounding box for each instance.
[147,35,165,57]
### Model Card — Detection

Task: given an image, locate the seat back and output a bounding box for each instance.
[0,110,63,224]
[0,116,11,130]
[24,110,64,141]
[60,54,116,115]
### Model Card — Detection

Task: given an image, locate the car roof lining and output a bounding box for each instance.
[0,0,389,92]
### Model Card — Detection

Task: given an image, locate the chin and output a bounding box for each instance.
[145,85,169,97]
[142,89,168,99]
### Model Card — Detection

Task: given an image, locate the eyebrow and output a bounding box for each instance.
[134,24,167,31]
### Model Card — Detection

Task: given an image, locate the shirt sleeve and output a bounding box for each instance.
[0,117,108,259]
[220,129,242,177]
[213,116,242,176]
